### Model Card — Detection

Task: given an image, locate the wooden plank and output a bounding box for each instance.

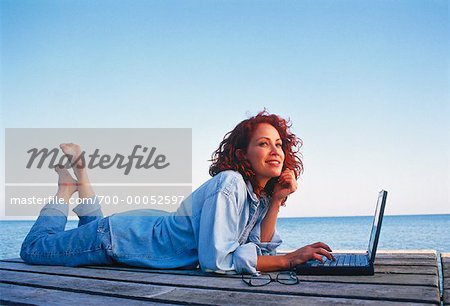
[156,287,431,306]
[1,258,439,278]
[0,263,440,304]
[443,253,450,264]
[443,253,450,306]
[299,274,437,287]
[375,258,437,266]
[1,260,439,288]
[0,262,438,287]
[443,253,450,278]
[87,266,438,287]
[444,278,450,289]
[445,271,450,278]
[377,250,437,253]
[0,283,170,306]
[377,250,436,255]
[1,269,432,305]
[374,265,437,275]
[376,254,437,258]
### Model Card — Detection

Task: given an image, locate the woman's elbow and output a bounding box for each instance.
[199,256,221,272]
[199,252,232,272]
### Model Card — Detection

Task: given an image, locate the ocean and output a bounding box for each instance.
[1,214,449,260]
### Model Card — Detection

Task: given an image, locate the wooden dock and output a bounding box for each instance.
[0,251,445,305]
[443,253,450,306]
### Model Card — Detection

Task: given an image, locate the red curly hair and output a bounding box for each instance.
[209,110,303,198]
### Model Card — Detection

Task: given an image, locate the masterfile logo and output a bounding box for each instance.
[26,145,170,175]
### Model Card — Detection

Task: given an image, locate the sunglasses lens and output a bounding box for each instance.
[277,272,299,285]
[249,274,272,286]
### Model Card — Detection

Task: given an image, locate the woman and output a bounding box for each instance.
[20,110,333,274]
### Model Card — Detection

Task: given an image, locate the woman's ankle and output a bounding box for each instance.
[74,168,89,181]
[55,191,72,204]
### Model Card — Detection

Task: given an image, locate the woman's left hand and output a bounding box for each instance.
[272,169,297,204]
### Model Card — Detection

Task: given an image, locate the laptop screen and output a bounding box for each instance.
[367,190,388,262]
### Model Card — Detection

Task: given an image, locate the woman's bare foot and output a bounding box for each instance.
[59,143,85,178]
[55,165,78,203]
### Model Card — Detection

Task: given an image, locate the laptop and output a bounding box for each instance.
[295,190,388,276]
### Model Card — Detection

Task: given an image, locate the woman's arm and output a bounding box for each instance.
[256,254,289,271]
[260,169,297,242]
[260,198,283,242]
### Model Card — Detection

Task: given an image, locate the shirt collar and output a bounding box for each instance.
[245,180,259,203]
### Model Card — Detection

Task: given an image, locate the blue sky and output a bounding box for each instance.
[1,0,449,219]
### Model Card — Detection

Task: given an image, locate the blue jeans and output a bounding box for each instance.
[20,198,115,266]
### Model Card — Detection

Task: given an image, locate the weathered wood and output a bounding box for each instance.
[0,283,170,306]
[299,274,438,287]
[374,265,437,275]
[443,253,450,279]
[444,278,450,289]
[0,263,440,304]
[155,288,431,306]
[0,260,438,287]
[375,258,437,266]
[0,283,428,306]
[2,271,432,305]
[376,251,437,260]
[0,252,442,305]
[92,265,439,287]
[1,258,439,277]
[443,253,450,306]
[441,253,450,261]
[80,262,441,281]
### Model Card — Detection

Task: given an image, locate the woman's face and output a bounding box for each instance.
[243,123,285,187]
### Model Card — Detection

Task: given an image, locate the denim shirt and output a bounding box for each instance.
[108,170,283,274]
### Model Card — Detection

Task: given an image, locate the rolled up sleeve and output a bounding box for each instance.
[253,229,283,256]
[233,242,258,274]
[248,214,283,256]
[198,189,258,274]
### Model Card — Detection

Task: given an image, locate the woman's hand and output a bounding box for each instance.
[283,242,334,268]
[272,169,297,203]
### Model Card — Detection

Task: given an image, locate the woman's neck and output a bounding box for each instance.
[251,181,267,199]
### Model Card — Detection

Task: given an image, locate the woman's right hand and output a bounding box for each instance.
[284,242,334,269]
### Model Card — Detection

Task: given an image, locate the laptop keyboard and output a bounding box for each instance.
[309,254,368,267]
